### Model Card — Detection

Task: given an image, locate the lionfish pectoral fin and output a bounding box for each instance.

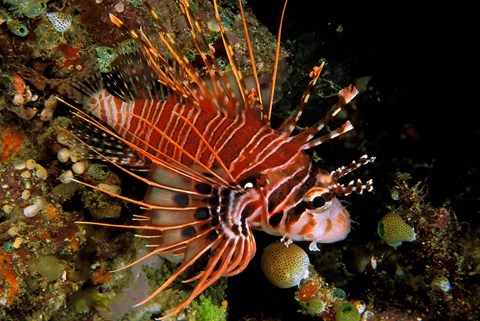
[131,228,222,307]
[308,241,320,251]
[139,163,258,319]
[153,237,241,320]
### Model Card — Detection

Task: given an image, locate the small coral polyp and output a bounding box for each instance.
[95,46,117,73]
[87,163,111,181]
[335,302,361,321]
[431,275,451,293]
[0,159,48,217]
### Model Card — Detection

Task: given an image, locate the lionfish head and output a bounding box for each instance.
[274,155,375,252]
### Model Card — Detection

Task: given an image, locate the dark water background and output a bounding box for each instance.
[228,0,478,319]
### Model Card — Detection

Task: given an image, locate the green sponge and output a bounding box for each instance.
[335,302,360,321]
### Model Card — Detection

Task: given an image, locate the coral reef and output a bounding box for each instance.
[0,0,478,321]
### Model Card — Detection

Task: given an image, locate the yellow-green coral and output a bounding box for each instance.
[302,297,326,314]
[95,46,118,73]
[188,295,227,321]
[30,255,64,282]
[335,302,360,321]
[6,19,29,37]
[116,38,139,55]
[261,242,310,288]
[87,163,111,181]
[431,275,451,293]
[377,212,416,248]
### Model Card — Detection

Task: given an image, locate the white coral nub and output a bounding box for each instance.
[46,12,73,33]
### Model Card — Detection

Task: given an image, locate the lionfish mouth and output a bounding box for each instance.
[44,0,374,319]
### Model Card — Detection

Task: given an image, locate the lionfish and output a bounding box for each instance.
[51,0,373,318]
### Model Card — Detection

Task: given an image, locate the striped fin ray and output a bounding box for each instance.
[108,14,204,108]
[103,52,165,102]
[278,63,325,134]
[296,84,358,149]
[63,119,147,167]
[210,0,251,113]
[132,205,256,319]
[147,0,256,117]
[265,0,289,121]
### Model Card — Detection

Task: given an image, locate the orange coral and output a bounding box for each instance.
[12,73,26,95]
[57,44,83,69]
[38,230,52,240]
[69,238,80,252]
[91,269,113,285]
[0,127,25,161]
[44,203,60,219]
[0,250,19,306]
[299,283,318,302]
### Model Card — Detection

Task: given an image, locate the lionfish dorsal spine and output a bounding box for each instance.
[265,0,290,120]
[278,62,326,134]
[112,1,250,120]
[291,84,359,149]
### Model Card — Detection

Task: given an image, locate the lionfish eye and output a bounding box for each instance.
[310,195,326,208]
[305,187,331,209]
